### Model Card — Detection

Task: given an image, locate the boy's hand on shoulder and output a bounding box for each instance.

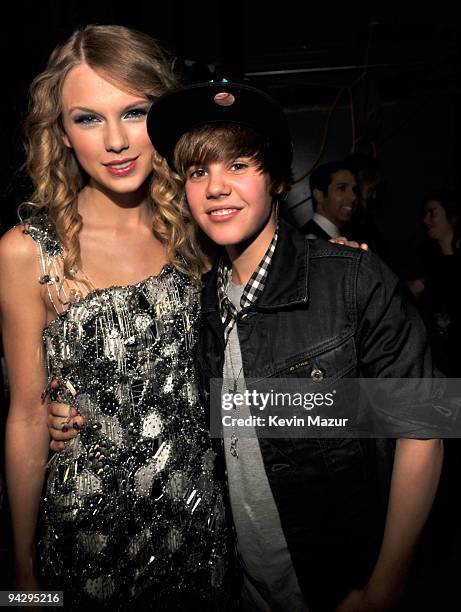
[330,237,369,251]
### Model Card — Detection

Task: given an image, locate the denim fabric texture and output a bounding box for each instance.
[197,218,433,610]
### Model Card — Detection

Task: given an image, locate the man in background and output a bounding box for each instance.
[300,160,357,239]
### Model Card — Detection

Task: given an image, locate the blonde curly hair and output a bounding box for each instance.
[23,24,207,280]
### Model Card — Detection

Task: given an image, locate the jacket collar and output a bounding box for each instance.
[201,218,309,313]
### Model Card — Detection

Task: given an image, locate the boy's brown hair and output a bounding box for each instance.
[174,123,293,198]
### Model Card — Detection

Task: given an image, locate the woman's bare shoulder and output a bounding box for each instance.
[0,224,38,264]
[0,225,42,286]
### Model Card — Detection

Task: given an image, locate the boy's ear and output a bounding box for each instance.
[271,181,285,197]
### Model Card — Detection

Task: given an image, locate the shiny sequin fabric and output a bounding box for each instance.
[24,215,232,610]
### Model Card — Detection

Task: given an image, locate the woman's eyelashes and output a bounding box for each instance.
[123,107,149,120]
[72,107,149,126]
[73,113,100,125]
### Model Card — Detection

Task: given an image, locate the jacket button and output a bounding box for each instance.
[310,367,324,382]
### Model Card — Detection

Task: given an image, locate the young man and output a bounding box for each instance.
[342,153,389,259]
[301,161,358,240]
[49,82,442,611]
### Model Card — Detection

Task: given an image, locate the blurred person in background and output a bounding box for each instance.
[407,189,461,377]
[343,153,387,257]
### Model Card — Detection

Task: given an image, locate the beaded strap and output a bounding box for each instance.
[22,213,90,315]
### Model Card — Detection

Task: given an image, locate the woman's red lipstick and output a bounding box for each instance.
[104,157,138,176]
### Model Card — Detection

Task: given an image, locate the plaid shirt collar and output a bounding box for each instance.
[217,225,278,343]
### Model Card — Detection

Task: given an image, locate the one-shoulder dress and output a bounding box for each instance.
[24,215,233,610]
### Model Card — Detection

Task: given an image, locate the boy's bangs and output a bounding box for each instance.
[174,124,264,177]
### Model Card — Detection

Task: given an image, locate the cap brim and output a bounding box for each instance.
[147,81,292,169]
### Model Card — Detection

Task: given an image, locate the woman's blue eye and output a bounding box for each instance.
[124,108,148,119]
[73,114,100,125]
[72,108,148,125]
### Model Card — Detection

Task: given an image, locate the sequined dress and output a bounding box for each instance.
[24,215,232,610]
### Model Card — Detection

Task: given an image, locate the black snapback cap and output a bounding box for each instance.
[147,81,293,169]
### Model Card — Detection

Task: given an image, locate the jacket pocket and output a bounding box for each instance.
[271,334,357,381]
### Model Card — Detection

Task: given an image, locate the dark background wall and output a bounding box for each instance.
[287,93,458,273]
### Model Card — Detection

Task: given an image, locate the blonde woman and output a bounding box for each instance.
[0,25,232,610]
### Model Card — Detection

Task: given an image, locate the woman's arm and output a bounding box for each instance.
[0,226,50,588]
